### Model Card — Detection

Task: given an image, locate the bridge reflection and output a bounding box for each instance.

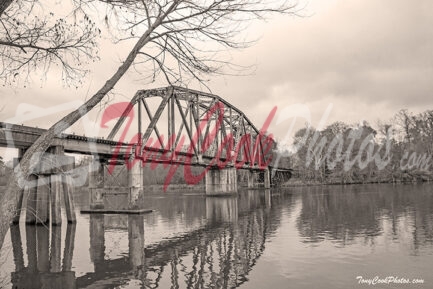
[8,190,283,289]
[9,224,76,289]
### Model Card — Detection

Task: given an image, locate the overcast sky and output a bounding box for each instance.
[1,0,432,146]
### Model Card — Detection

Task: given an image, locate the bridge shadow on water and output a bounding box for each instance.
[3,190,294,289]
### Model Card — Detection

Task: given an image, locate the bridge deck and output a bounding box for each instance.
[0,122,292,173]
[0,122,125,156]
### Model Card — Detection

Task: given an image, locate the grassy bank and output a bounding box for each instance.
[282,174,433,187]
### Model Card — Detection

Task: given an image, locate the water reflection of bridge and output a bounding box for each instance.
[8,190,283,289]
[9,224,76,288]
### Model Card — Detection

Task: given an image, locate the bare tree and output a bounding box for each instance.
[0,0,299,248]
[394,109,414,144]
[0,0,101,84]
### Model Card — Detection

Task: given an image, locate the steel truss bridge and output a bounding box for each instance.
[0,85,292,176]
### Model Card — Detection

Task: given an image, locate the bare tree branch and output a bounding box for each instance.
[0,2,101,85]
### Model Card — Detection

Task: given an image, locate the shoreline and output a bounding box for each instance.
[280,178,432,188]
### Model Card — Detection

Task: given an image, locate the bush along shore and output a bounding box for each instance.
[282,172,433,187]
[278,109,433,187]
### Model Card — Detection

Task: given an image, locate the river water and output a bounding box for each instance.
[0,183,432,288]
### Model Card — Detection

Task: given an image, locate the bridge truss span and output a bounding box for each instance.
[106,86,275,170]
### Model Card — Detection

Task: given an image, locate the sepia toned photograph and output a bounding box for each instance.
[0,0,432,288]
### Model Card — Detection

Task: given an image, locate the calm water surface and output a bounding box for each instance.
[1,183,433,288]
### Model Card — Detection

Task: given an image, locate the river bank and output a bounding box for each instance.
[281,174,433,187]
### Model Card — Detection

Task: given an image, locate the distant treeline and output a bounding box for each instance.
[285,109,433,185]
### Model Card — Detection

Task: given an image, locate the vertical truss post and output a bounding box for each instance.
[171,93,175,148]
[196,95,202,158]
[189,96,202,162]
[168,96,172,146]
[137,97,142,145]
[215,116,219,156]
[229,108,234,165]
[241,118,253,168]
[168,94,175,149]
[191,94,203,161]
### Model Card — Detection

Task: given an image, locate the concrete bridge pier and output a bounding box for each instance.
[128,161,144,209]
[62,162,76,223]
[13,146,76,225]
[25,174,38,224]
[246,170,255,188]
[264,169,271,188]
[246,168,271,189]
[89,160,105,209]
[35,175,50,225]
[85,158,148,213]
[50,145,64,225]
[205,167,237,195]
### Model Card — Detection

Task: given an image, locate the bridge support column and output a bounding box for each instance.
[35,177,50,225]
[62,161,76,223]
[247,170,256,188]
[12,148,26,223]
[246,169,271,189]
[89,160,105,209]
[20,146,76,225]
[264,168,271,189]
[25,174,38,224]
[50,145,64,225]
[128,161,143,209]
[205,167,237,195]
[54,149,76,224]
[50,174,63,225]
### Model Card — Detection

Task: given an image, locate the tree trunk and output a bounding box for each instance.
[0,0,14,17]
[0,7,172,248]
